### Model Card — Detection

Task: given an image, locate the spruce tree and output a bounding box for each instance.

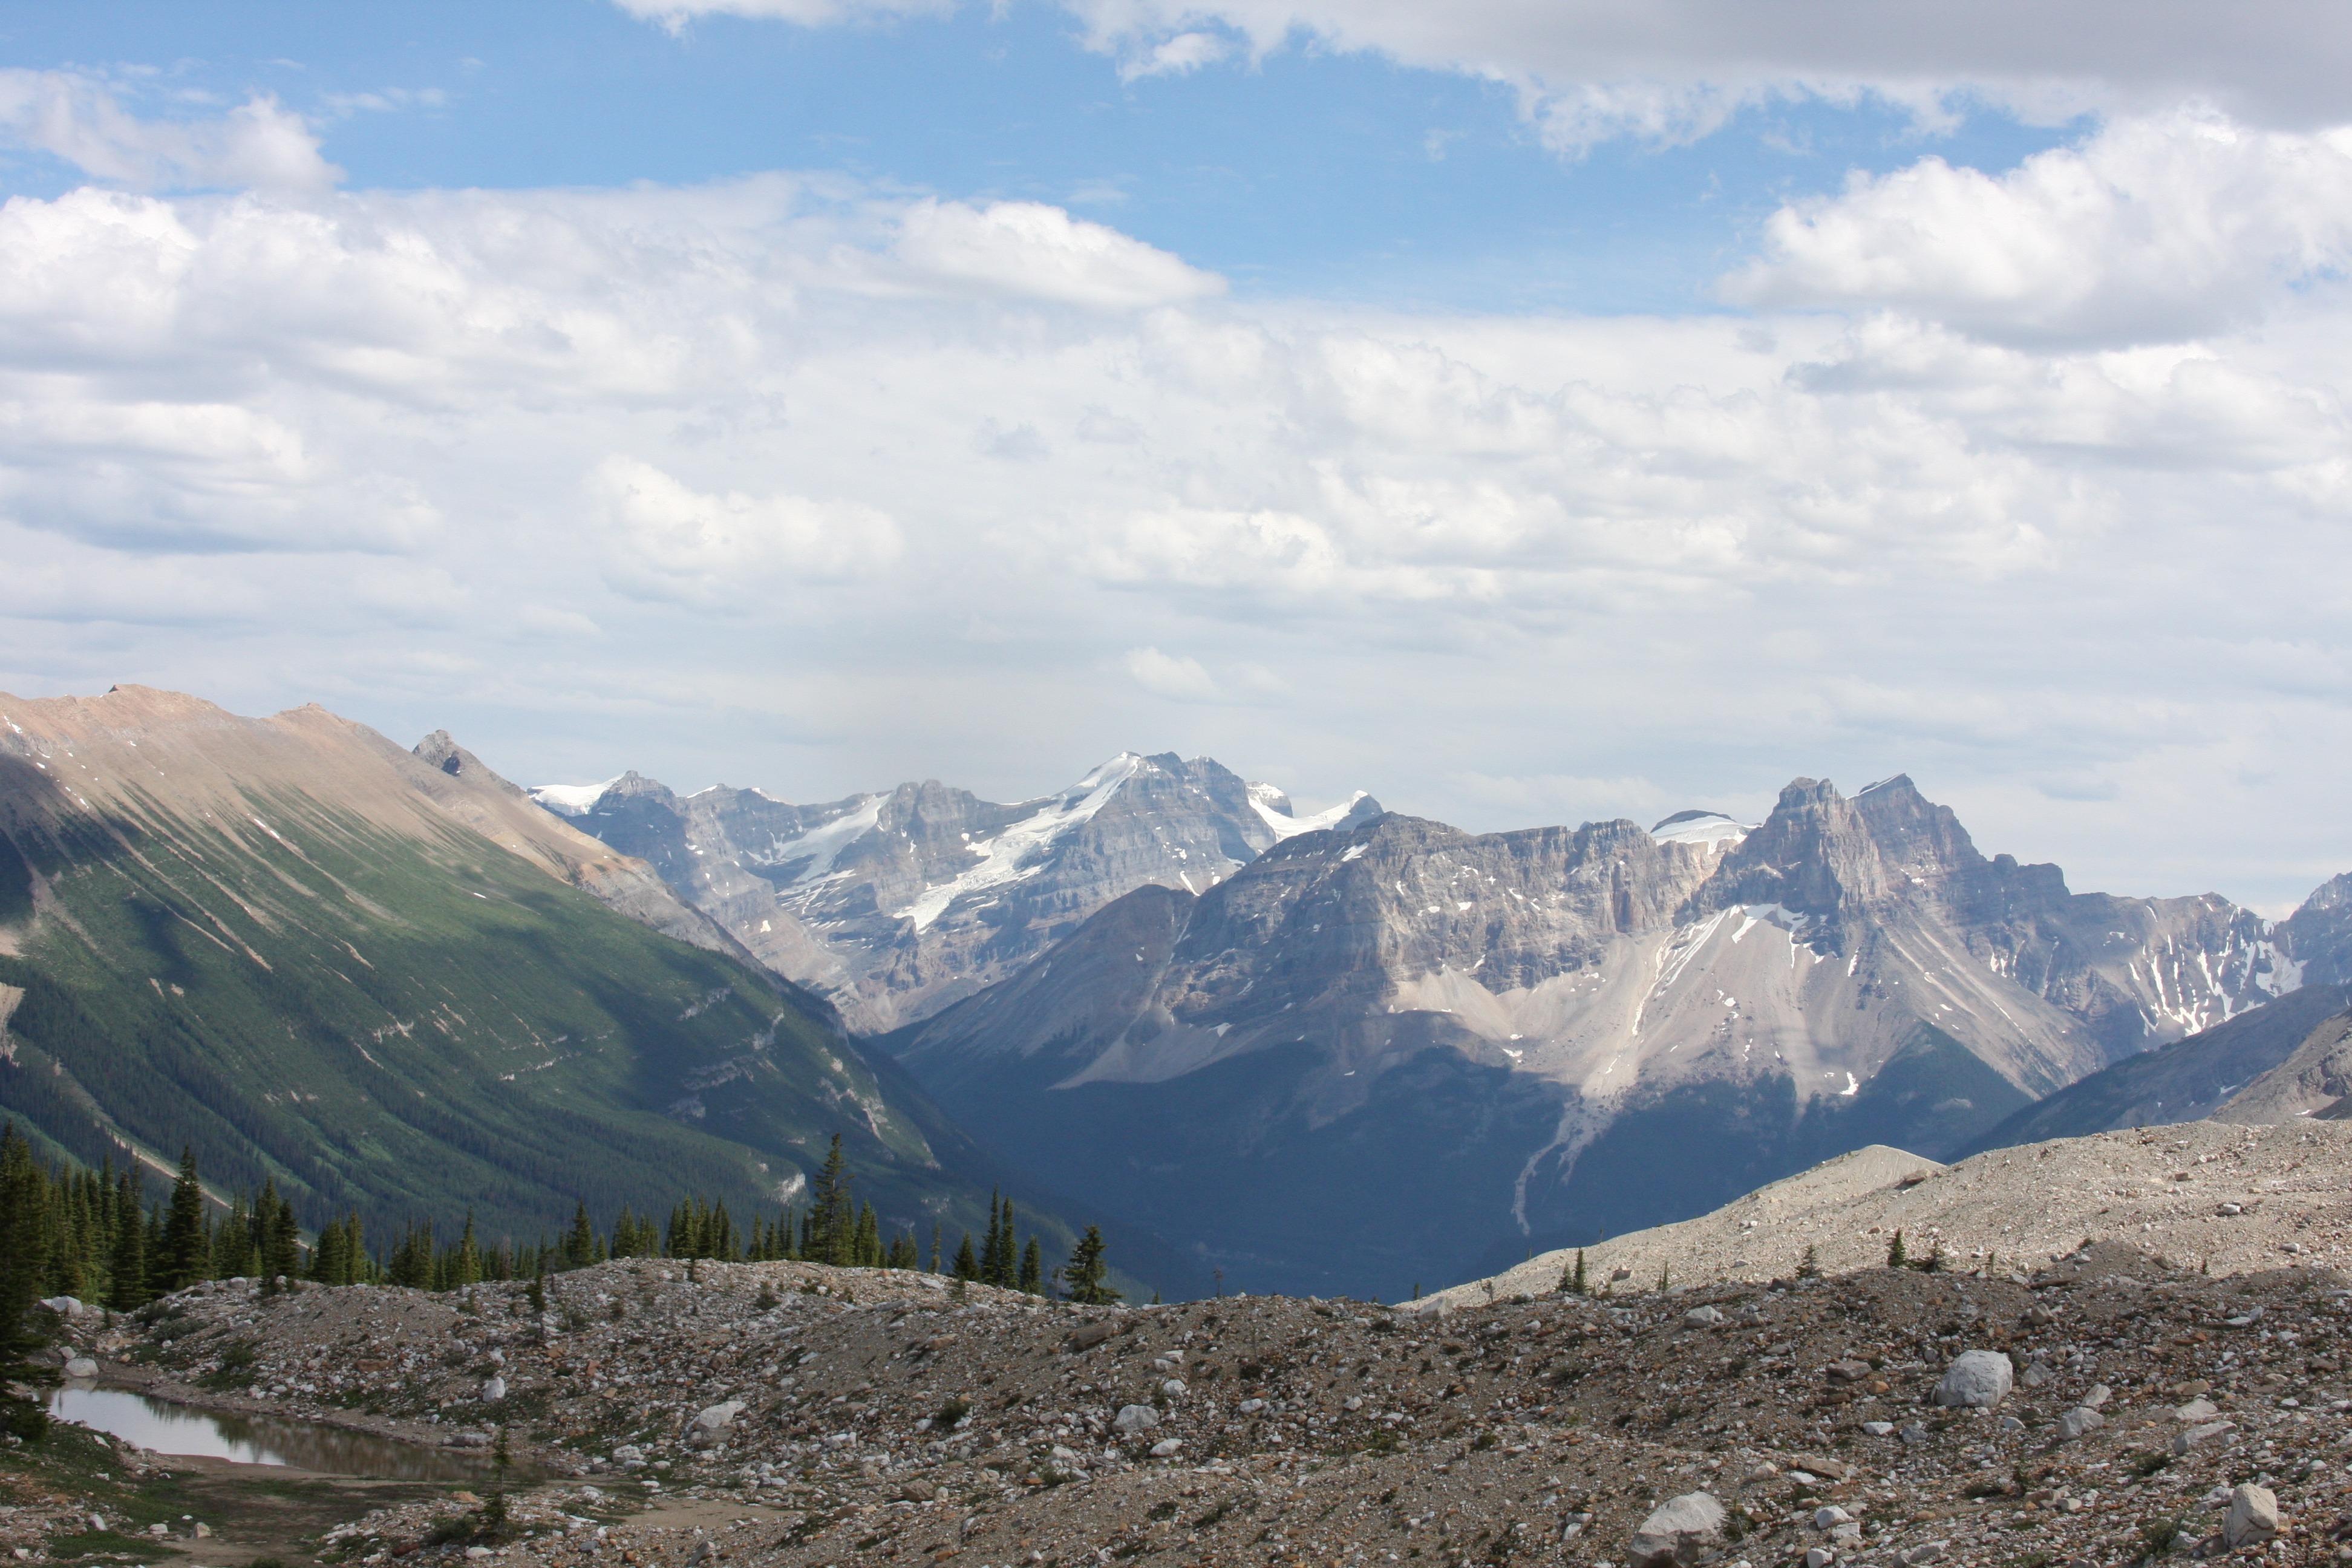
[1886,1230,1907,1269]
[808,1135,853,1266]
[1018,1236,1043,1295]
[979,1192,1005,1285]
[453,1212,483,1288]
[0,1125,57,1439]
[951,1231,978,1281]
[159,1146,209,1292]
[106,1170,147,1310]
[1057,1226,1119,1305]
[564,1202,598,1270]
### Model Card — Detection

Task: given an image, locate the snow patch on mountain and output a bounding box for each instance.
[1250,786,1377,841]
[1650,809,1751,849]
[895,752,1148,930]
[531,777,622,816]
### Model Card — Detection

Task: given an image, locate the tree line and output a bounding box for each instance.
[1,1126,1121,1319]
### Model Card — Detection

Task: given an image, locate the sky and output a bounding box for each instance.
[2,4,2351,912]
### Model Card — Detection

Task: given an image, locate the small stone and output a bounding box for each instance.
[62,1357,98,1379]
[465,1549,492,1560]
[1825,1359,1873,1383]
[1740,1464,1779,1485]
[2224,1483,2279,1547]
[1861,1422,1895,1437]
[1238,1398,1267,1414]
[1935,1350,2013,1408]
[480,1376,506,1403]
[1161,1379,1187,1397]
[1899,1423,1930,1444]
[1112,1404,1160,1434]
[1899,1543,1949,1566]
[2056,1407,2104,1442]
[1682,1307,1723,1328]
[692,1400,746,1432]
[2020,1362,2051,1388]
[1629,1491,1725,1567]
[2174,1397,2219,1422]
[1344,1396,1364,1411]
[1149,1439,1182,1457]
[1812,1507,1851,1530]
[2082,1383,2112,1408]
[2218,1202,2243,1215]
[1805,1549,1835,1568]
[192,1523,211,1538]
[1999,1415,2025,1432]
[2173,1420,2235,1455]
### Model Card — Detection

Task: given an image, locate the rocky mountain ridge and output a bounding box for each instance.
[532,753,1379,1033]
[883,774,2352,1298]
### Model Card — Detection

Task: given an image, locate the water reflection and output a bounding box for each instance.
[50,1385,498,1480]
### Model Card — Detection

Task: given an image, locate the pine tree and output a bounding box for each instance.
[158,1146,209,1292]
[1058,1226,1119,1305]
[1019,1236,1043,1295]
[995,1199,1020,1288]
[930,1221,942,1275]
[952,1231,978,1281]
[1563,1249,1587,1296]
[1886,1230,1907,1269]
[808,1135,853,1267]
[0,1125,57,1439]
[564,1201,598,1270]
[979,1192,1005,1286]
[106,1169,147,1310]
[452,1212,483,1288]
[855,1201,880,1267]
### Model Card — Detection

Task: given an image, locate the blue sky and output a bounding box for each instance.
[2,2,2352,910]
[1,2,2071,312]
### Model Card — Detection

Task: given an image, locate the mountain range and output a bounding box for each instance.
[0,686,1197,1297]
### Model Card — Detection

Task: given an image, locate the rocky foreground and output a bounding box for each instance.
[16,1221,2352,1568]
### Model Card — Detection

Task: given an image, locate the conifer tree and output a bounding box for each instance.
[1886,1230,1907,1269]
[1057,1226,1119,1305]
[979,1192,1005,1285]
[1019,1236,1043,1295]
[214,1191,255,1280]
[0,1125,57,1439]
[452,1212,483,1288]
[930,1221,942,1275]
[158,1146,209,1292]
[952,1231,978,1281]
[808,1135,853,1266]
[564,1201,598,1270]
[107,1169,148,1310]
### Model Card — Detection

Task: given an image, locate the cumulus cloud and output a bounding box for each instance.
[615,0,2352,150]
[0,70,340,193]
[1725,110,2352,346]
[893,200,1224,309]
[1123,646,1221,700]
[2,125,2352,902]
[589,457,901,604]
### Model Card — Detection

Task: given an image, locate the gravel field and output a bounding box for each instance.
[10,1122,2352,1568]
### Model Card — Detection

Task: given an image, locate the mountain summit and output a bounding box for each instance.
[534,753,1380,1033]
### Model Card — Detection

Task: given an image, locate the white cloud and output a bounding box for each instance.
[1725,109,2352,347]
[0,70,340,194]
[589,457,901,605]
[615,0,2352,151]
[1123,646,1221,700]
[1119,31,1233,80]
[892,199,1224,310]
[3,117,2352,904]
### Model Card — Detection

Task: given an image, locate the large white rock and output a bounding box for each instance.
[2055,1406,2103,1442]
[1113,1404,1161,1434]
[480,1376,506,1403]
[62,1356,98,1379]
[1630,1491,1726,1567]
[2224,1483,2279,1546]
[693,1400,746,1431]
[1933,1350,2013,1408]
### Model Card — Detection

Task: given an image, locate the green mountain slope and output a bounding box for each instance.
[0,687,1143,1281]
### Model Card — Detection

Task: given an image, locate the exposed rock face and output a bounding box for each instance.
[884,774,2352,1297]
[535,754,1377,1033]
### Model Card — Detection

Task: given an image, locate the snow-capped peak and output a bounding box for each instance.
[1650,809,1750,849]
[895,753,1148,931]
[531,777,622,817]
[1253,788,1377,841]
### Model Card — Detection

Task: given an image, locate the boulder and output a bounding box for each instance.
[1113,1404,1160,1434]
[1149,1439,1183,1457]
[2173,1420,2235,1455]
[2054,1407,2103,1442]
[2173,1397,2219,1422]
[1899,1543,1949,1566]
[2224,1483,2279,1547]
[1682,1306,1723,1328]
[693,1400,746,1432]
[1933,1351,2013,1408]
[39,1297,85,1318]
[1629,1491,1725,1567]
[62,1357,97,1380]
[480,1376,506,1403]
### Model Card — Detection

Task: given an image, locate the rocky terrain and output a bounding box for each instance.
[880,775,2352,1297]
[531,754,1380,1034]
[1428,1122,2352,1313]
[18,1146,2352,1568]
